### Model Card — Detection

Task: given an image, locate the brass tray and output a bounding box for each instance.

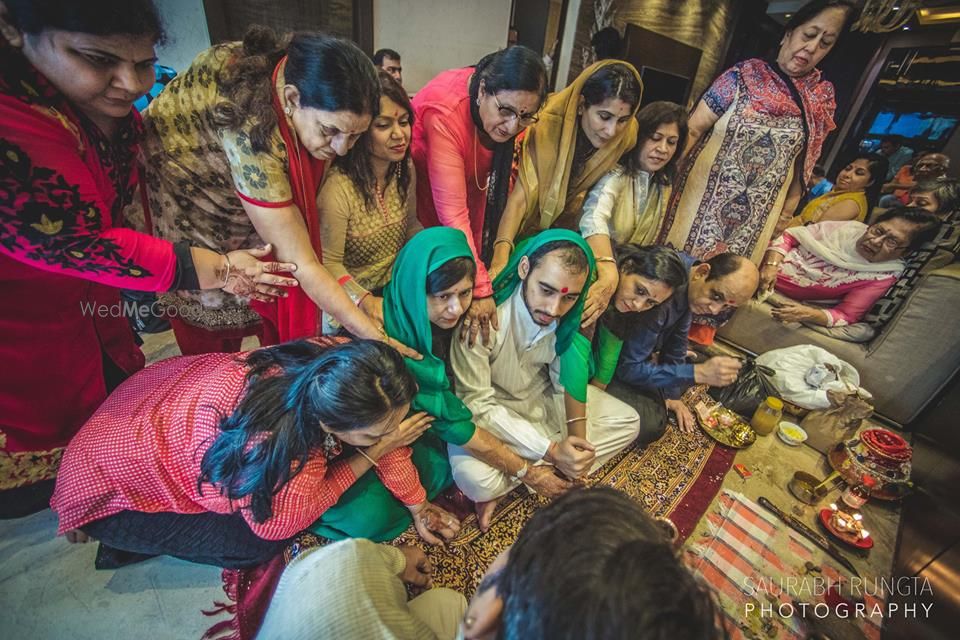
[697,406,757,449]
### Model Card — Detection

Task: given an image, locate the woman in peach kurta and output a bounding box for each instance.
[411,47,547,300]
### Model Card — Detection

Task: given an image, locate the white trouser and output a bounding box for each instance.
[449,385,640,502]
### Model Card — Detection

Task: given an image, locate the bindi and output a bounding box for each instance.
[560,286,569,294]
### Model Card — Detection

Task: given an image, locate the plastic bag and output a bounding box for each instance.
[755,345,863,410]
[707,359,778,418]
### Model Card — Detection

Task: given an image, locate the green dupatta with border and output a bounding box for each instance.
[491,229,596,402]
[383,227,477,446]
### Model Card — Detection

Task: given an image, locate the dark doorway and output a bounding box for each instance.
[621,24,701,108]
[510,0,569,87]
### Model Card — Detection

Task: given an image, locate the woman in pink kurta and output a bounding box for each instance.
[411,47,546,313]
[758,208,941,327]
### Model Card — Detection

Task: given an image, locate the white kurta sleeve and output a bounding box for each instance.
[579,168,626,238]
[451,325,553,460]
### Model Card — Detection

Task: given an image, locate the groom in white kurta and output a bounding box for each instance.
[448,242,640,504]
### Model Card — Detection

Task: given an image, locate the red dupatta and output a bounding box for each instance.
[250,56,327,345]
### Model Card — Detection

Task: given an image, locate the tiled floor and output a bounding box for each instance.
[0,330,257,639]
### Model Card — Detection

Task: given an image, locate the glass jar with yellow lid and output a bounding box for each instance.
[750,396,783,436]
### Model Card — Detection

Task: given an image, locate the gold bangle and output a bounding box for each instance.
[493,238,515,250]
[595,256,617,264]
[565,416,587,425]
[357,448,379,467]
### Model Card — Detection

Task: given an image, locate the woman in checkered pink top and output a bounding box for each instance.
[51,338,460,568]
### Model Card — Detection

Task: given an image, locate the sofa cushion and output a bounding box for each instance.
[719,263,960,426]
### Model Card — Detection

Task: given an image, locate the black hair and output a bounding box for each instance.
[705,253,751,282]
[911,177,960,216]
[784,0,859,35]
[591,26,623,60]
[214,27,380,154]
[334,71,413,209]
[471,45,548,106]
[625,101,688,184]
[426,257,477,295]
[198,340,417,524]
[468,46,548,263]
[287,33,380,118]
[528,239,590,276]
[581,62,642,111]
[4,0,165,43]
[836,152,888,211]
[617,243,688,290]
[373,48,400,65]
[873,206,943,253]
[812,165,826,178]
[495,487,723,640]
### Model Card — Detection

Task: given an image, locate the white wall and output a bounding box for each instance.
[373,0,513,94]
[154,0,211,71]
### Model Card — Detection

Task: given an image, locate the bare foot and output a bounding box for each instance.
[475,497,502,532]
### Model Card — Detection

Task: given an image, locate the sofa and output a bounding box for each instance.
[717,262,960,426]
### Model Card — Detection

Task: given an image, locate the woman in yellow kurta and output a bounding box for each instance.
[318,71,422,332]
[464,60,642,344]
[788,153,887,227]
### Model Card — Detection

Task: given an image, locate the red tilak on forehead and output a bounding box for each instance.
[560,287,569,294]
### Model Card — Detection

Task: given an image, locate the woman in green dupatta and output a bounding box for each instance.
[307,228,476,543]
[394,227,586,531]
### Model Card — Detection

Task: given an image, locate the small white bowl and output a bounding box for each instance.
[778,421,808,446]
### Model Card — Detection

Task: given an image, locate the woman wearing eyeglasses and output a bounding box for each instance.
[758,206,941,327]
[410,47,547,338]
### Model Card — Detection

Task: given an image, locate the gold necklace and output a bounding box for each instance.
[374,181,389,218]
[473,131,490,192]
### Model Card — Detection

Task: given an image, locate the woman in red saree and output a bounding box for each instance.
[133,27,417,355]
[0,0,296,516]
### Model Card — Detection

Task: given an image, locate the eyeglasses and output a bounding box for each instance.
[491,92,540,126]
[865,225,909,251]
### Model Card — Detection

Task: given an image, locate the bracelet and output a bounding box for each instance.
[761,261,780,268]
[513,461,530,481]
[356,290,372,308]
[565,416,587,425]
[493,238,515,250]
[220,252,232,287]
[357,448,379,467]
[595,256,617,265]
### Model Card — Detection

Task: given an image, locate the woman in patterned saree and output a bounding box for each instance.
[0,0,296,517]
[660,0,858,264]
[135,27,416,355]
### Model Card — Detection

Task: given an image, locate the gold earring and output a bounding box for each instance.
[284,106,293,116]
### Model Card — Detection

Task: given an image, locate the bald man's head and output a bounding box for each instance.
[687,254,759,317]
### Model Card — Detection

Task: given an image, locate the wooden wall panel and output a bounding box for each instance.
[568,0,738,107]
[203,0,356,43]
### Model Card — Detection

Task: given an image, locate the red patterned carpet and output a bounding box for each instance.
[294,422,736,595]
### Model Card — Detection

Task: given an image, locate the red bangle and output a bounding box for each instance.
[357,291,371,307]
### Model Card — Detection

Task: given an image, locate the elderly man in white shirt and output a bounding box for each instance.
[448,232,640,529]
